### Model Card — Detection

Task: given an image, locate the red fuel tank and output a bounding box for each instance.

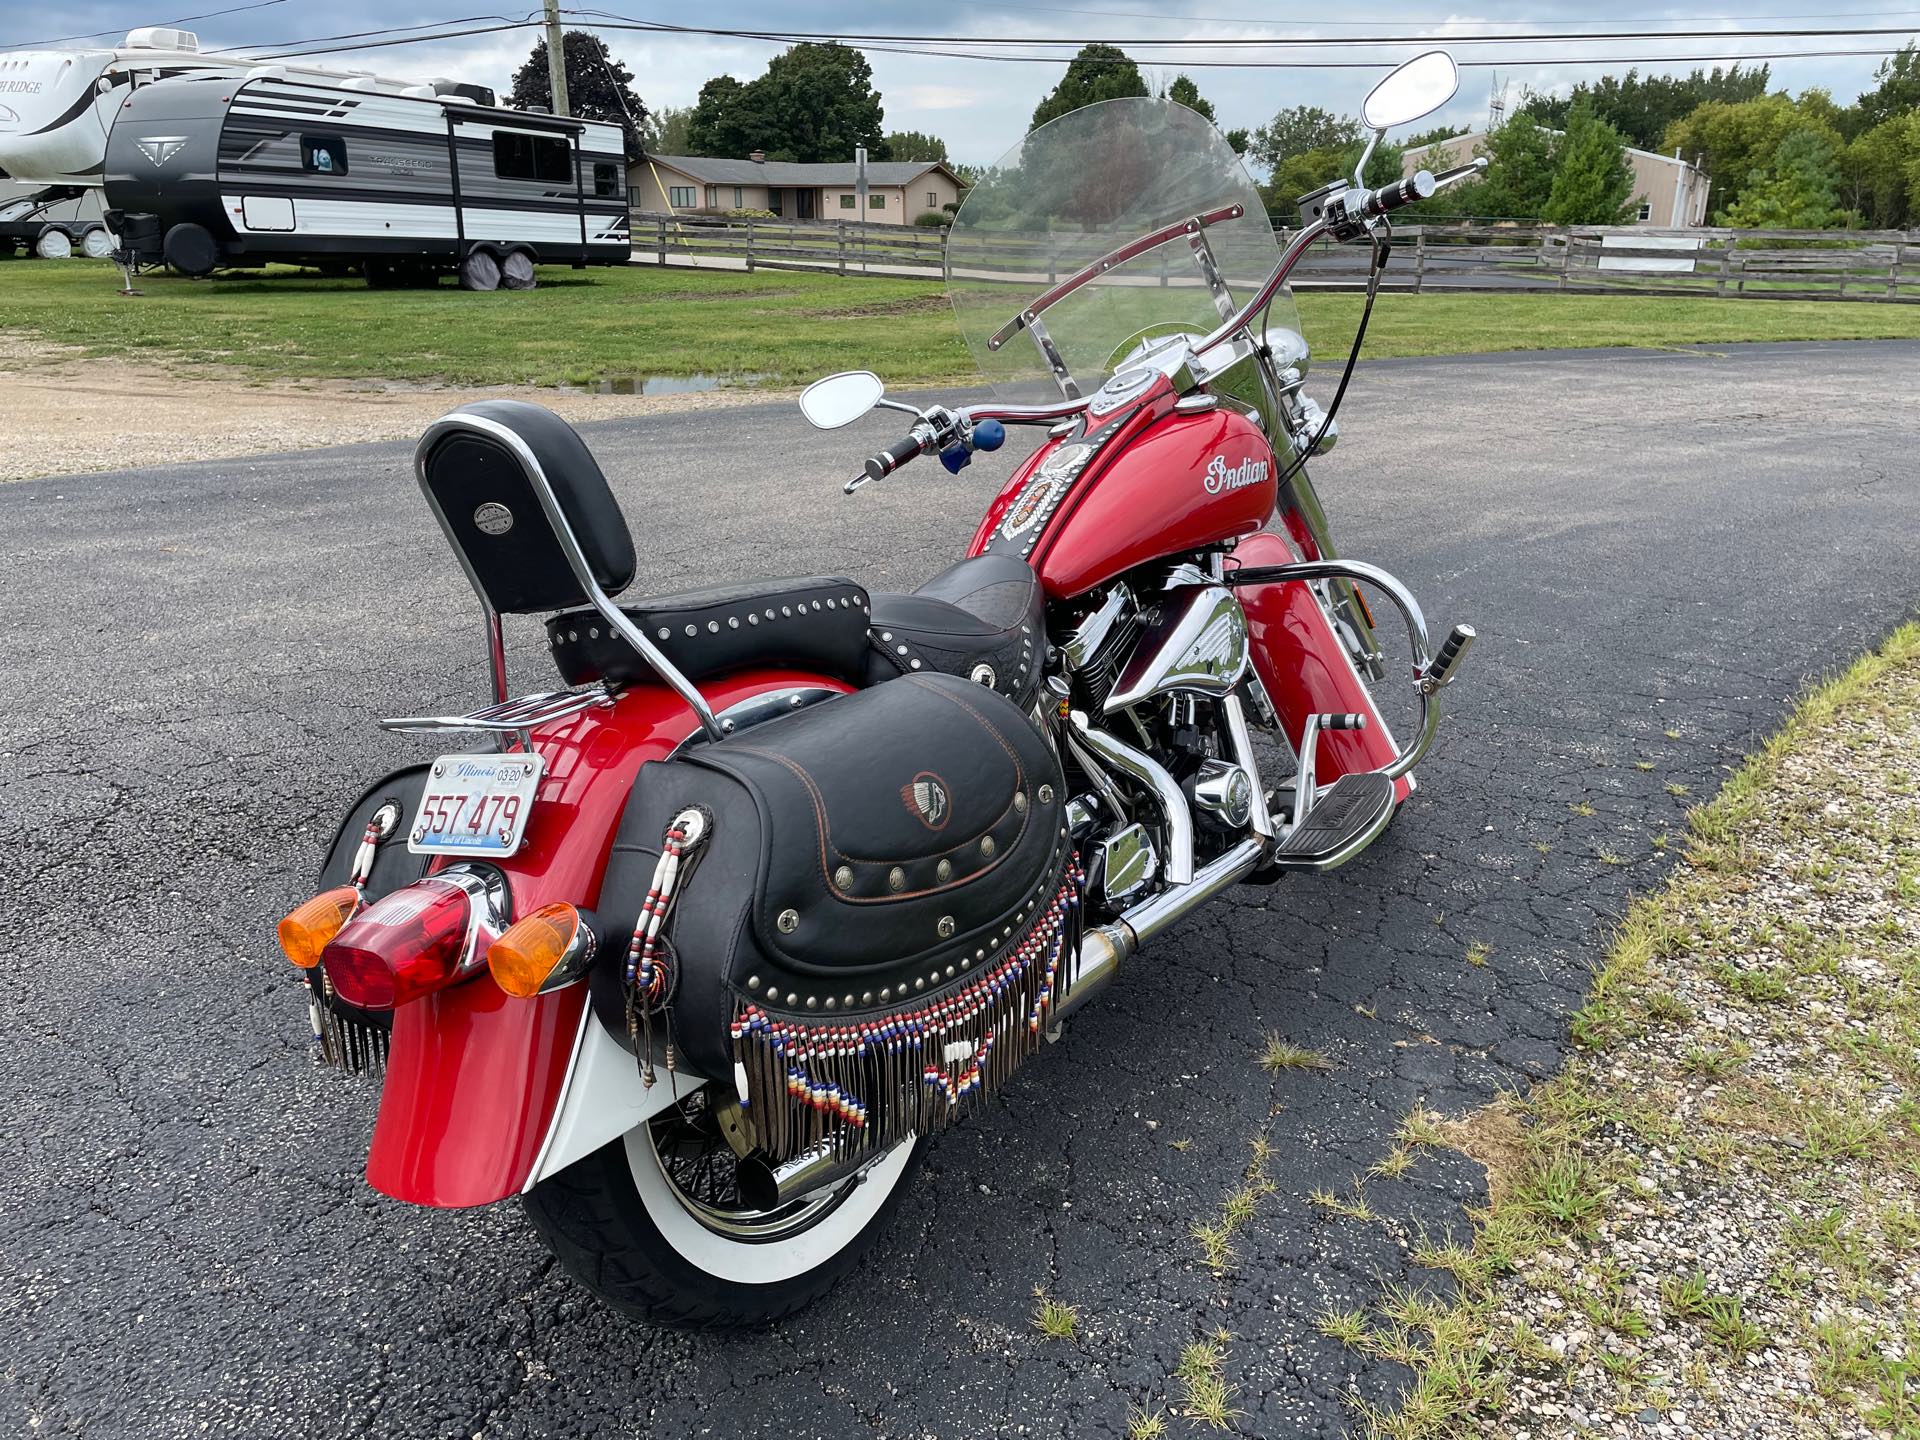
[976,407,1278,601]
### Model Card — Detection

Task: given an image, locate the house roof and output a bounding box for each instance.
[639,154,961,187]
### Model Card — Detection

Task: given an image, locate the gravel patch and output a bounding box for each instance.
[0,334,800,482]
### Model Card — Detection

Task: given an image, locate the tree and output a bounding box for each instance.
[1030,44,1148,130]
[1223,128,1250,156]
[1166,74,1215,122]
[1402,122,1470,150]
[1841,114,1919,228]
[509,31,646,159]
[880,129,948,162]
[1459,114,1558,218]
[682,44,884,163]
[1262,136,1403,212]
[1520,64,1771,151]
[685,75,747,156]
[1664,95,1839,215]
[1848,41,1920,137]
[1721,128,1843,228]
[644,104,693,156]
[1543,102,1638,223]
[1252,105,1359,174]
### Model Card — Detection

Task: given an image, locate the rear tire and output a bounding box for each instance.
[459,248,501,292]
[523,1083,922,1328]
[79,226,113,260]
[34,229,71,260]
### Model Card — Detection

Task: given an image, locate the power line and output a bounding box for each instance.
[203,15,526,57]
[3,0,289,51]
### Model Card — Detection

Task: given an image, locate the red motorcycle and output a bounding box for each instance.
[276,52,1484,1326]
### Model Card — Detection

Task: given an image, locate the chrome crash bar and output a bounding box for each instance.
[1223,557,1475,781]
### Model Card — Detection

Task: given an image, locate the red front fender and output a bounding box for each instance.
[364,669,853,1208]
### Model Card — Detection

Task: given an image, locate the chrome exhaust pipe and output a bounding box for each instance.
[1050,837,1267,1030]
[737,1141,886,1211]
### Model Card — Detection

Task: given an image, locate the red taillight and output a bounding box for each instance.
[321,877,476,1010]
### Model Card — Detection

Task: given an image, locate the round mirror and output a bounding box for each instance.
[1362,51,1459,132]
[799,370,885,430]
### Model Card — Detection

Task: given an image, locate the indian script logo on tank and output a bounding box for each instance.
[1203,455,1270,496]
[135,135,189,167]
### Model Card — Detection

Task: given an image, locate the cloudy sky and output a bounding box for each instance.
[3,1,1911,165]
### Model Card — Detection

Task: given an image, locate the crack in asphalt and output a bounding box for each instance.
[0,341,1915,1439]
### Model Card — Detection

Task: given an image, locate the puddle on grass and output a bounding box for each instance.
[566,372,772,395]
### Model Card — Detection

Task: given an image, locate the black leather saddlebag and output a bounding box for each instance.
[600,673,1082,1162]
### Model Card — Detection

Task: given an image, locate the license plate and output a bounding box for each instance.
[407,752,545,858]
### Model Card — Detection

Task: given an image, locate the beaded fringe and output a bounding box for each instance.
[728,854,1084,1164]
[306,972,389,1075]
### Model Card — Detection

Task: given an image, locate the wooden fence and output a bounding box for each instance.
[628,212,1920,303]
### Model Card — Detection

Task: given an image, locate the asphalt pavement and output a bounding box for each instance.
[3,340,1917,1439]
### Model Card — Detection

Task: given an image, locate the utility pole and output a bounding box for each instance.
[543,0,569,116]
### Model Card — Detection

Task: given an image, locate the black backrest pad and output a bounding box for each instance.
[419,400,636,614]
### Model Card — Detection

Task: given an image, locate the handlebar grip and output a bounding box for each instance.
[1360,169,1436,219]
[864,434,923,483]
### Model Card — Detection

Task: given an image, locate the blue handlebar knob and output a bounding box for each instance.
[972,418,1006,452]
[940,443,973,474]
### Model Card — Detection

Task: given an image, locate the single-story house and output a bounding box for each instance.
[630,152,966,226]
[1400,131,1710,226]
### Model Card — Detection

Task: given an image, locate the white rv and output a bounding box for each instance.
[0,26,490,258]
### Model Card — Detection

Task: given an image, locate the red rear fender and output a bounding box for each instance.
[365,668,854,1208]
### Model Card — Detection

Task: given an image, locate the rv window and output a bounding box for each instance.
[593,162,621,197]
[493,131,572,184]
[302,136,348,175]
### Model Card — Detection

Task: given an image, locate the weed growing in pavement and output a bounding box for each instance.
[1465,940,1493,967]
[1124,1406,1168,1440]
[1260,1034,1334,1071]
[1031,1289,1080,1341]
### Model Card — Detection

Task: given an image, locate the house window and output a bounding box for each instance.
[869,193,885,209]
[593,162,620,197]
[733,186,743,207]
[668,186,695,208]
[838,193,855,209]
[493,131,571,183]
[927,191,937,208]
[1638,201,1653,222]
[301,135,347,175]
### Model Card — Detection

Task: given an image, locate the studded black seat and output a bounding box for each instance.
[865,554,1046,709]
[545,576,874,688]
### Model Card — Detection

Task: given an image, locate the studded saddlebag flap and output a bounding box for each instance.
[601,673,1082,1163]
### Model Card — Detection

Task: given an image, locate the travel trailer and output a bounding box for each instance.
[104,72,630,288]
[0,26,492,260]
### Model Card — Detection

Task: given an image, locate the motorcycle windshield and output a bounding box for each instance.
[948,97,1295,402]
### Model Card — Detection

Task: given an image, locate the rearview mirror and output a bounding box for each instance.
[1362,51,1459,132]
[799,370,885,430]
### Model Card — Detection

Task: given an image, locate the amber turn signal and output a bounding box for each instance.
[277,885,363,969]
[488,903,597,998]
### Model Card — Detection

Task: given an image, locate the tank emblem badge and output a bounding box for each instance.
[1039,442,1093,478]
[901,771,951,830]
[472,502,515,536]
[1001,476,1063,539]
[134,135,190,167]
[1204,455,1271,495]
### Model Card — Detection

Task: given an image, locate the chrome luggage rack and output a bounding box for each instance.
[378,688,615,735]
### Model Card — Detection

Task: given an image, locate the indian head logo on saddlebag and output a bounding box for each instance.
[901,771,951,830]
[135,135,189,166]
[1204,454,1271,495]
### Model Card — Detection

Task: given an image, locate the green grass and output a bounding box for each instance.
[7,259,1920,390]
[1031,1288,1080,1341]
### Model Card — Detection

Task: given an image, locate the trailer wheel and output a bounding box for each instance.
[34,229,72,260]
[500,249,537,290]
[162,223,219,277]
[459,249,501,292]
[79,227,114,260]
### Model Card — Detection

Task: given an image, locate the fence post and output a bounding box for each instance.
[743,219,755,272]
[1413,229,1426,294]
[1558,228,1574,290]
[656,216,666,266]
[837,221,847,276]
[1888,240,1904,300]
[1715,236,1732,298]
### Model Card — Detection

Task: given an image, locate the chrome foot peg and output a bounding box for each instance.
[1420,623,1476,694]
[1270,771,1396,871]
